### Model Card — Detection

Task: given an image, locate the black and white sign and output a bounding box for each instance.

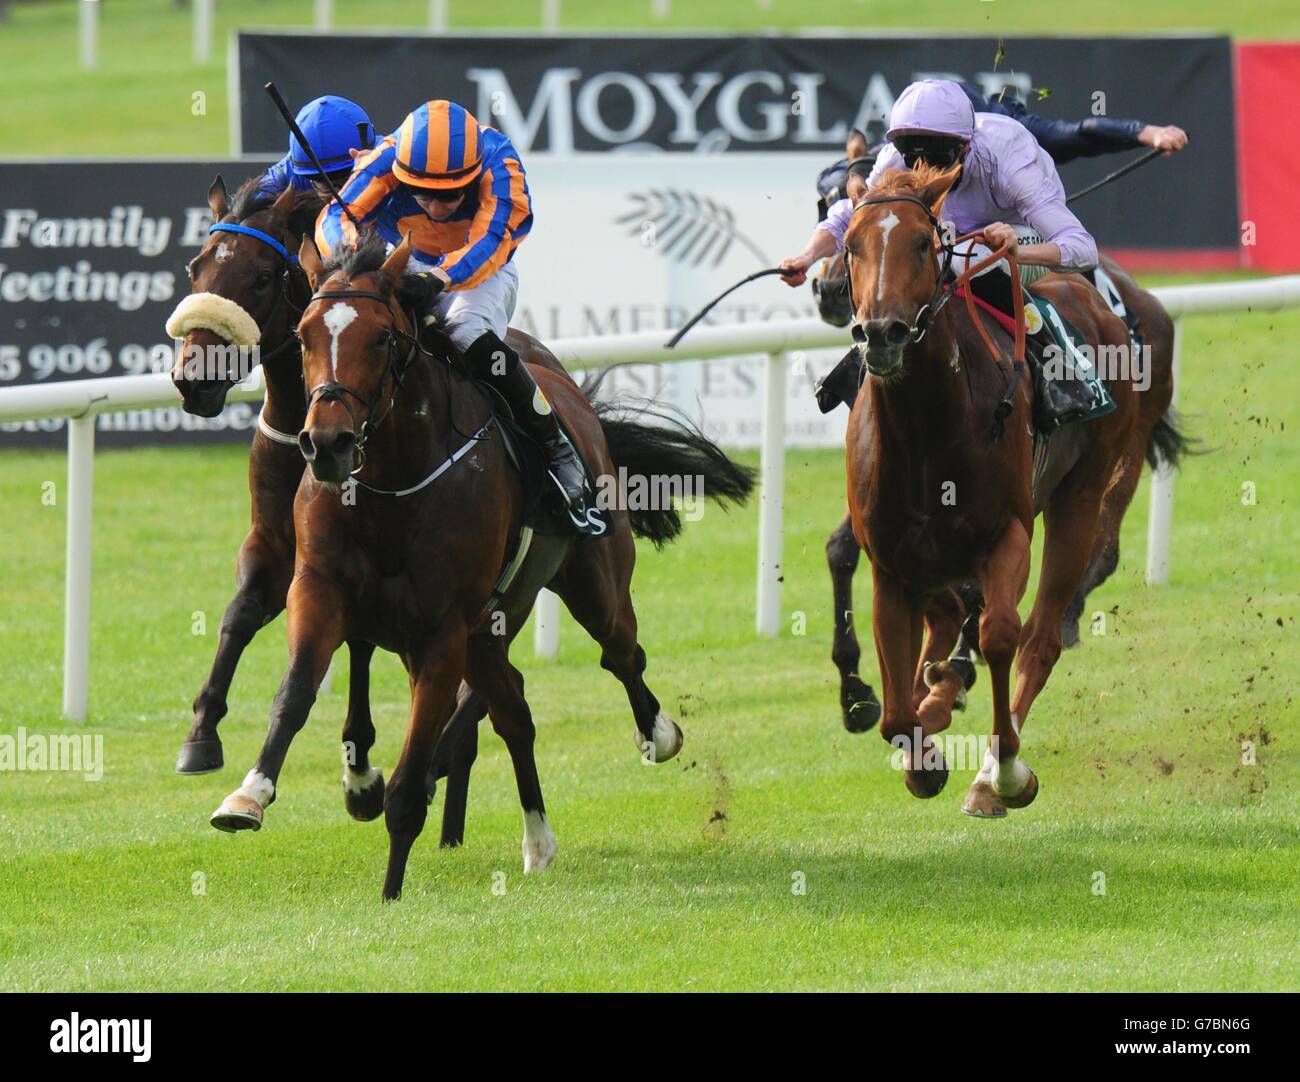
[235,31,1239,249]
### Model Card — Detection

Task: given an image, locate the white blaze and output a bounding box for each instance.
[875,211,900,303]
[322,302,358,378]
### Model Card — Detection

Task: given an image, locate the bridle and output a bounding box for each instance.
[206,220,307,366]
[300,285,427,474]
[847,192,1028,439]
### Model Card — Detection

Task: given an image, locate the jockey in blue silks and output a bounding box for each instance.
[256,95,377,202]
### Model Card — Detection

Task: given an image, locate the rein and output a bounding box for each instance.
[850,193,1027,440]
[204,220,306,367]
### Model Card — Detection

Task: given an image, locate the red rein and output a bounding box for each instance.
[944,231,1026,366]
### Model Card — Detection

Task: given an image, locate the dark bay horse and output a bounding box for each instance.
[209,232,752,898]
[166,177,382,777]
[816,221,1179,736]
[843,164,1182,816]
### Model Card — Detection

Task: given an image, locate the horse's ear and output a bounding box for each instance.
[271,182,298,217]
[918,163,963,214]
[208,174,229,221]
[379,233,413,285]
[298,235,326,291]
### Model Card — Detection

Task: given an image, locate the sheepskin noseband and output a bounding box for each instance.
[165,292,262,348]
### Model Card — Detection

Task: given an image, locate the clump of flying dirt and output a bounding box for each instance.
[703,757,731,838]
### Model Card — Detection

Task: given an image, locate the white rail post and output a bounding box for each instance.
[1145,315,1182,585]
[756,351,787,636]
[534,588,560,659]
[542,0,559,31]
[428,0,448,31]
[193,0,213,63]
[79,0,99,71]
[314,0,334,30]
[63,416,95,722]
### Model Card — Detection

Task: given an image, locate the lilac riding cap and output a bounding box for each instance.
[818,79,1098,273]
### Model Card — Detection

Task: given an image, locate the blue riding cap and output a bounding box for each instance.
[290,95,376,177]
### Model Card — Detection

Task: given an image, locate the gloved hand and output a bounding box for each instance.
[414,271,446,298]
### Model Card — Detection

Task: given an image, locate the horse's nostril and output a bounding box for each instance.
[297,431,315,460]
[851,323,867,344]
[885,321,911,347]
[331,430,356,455]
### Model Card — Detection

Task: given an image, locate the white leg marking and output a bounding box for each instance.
[875,211,900,302]
[522,810,557,873]
[991,717,1030,797]
[343,765,383,794]
[237,769,275,807]
[635,713,683,763]
[322,302,358,379]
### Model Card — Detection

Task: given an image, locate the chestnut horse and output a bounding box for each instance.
[818,211,1180,738]
[843,165,1181,816]
[209,231,753,898]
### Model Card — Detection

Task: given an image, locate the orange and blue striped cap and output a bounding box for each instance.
[393,101,485,190]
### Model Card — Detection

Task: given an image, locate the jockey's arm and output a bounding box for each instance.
[314,140,398,259]
[434,155,531,290]
[778,215,841,286]
[256,153,295,200]
[999,135,1098,273]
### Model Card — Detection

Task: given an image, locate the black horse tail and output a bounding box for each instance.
[1146,406,1194,471]
[581,370,755,548]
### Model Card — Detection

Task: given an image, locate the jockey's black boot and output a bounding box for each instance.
[463,332,586,507]
[1026,319,1110,432]
[814,347,865,413]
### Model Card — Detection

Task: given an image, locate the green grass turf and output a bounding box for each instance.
[1,0,1296,157]
[0,298,1296,991]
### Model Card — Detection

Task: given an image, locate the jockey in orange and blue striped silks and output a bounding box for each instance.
[316,100,585,507]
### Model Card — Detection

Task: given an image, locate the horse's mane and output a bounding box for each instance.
[325,229,439,314]
[227,176,324,236]
[871,162,960,201]
[326,229,389,277]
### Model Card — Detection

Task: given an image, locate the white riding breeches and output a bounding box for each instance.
[405,254,520,353]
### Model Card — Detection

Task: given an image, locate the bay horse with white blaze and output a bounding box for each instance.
[844,165,1181,815]
[209,231,752,898]
[167,177,596,844]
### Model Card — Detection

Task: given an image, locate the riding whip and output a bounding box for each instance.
[1065,147,1163,205]
[664,267,797,349]
[263,81,363,231]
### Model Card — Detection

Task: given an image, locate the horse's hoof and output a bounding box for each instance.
[904,756,949,799]
[176,738,224,775]
[343,767,385,822]
[961,779,1008,818]
[210,793,263,832]
[1060,620,1081,650]
[948,656,978,691]
[637,713,683,763]
[996,766,1040,809]
[841,676,882,733]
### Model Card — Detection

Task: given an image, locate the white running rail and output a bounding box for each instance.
[3,274,1298,720]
